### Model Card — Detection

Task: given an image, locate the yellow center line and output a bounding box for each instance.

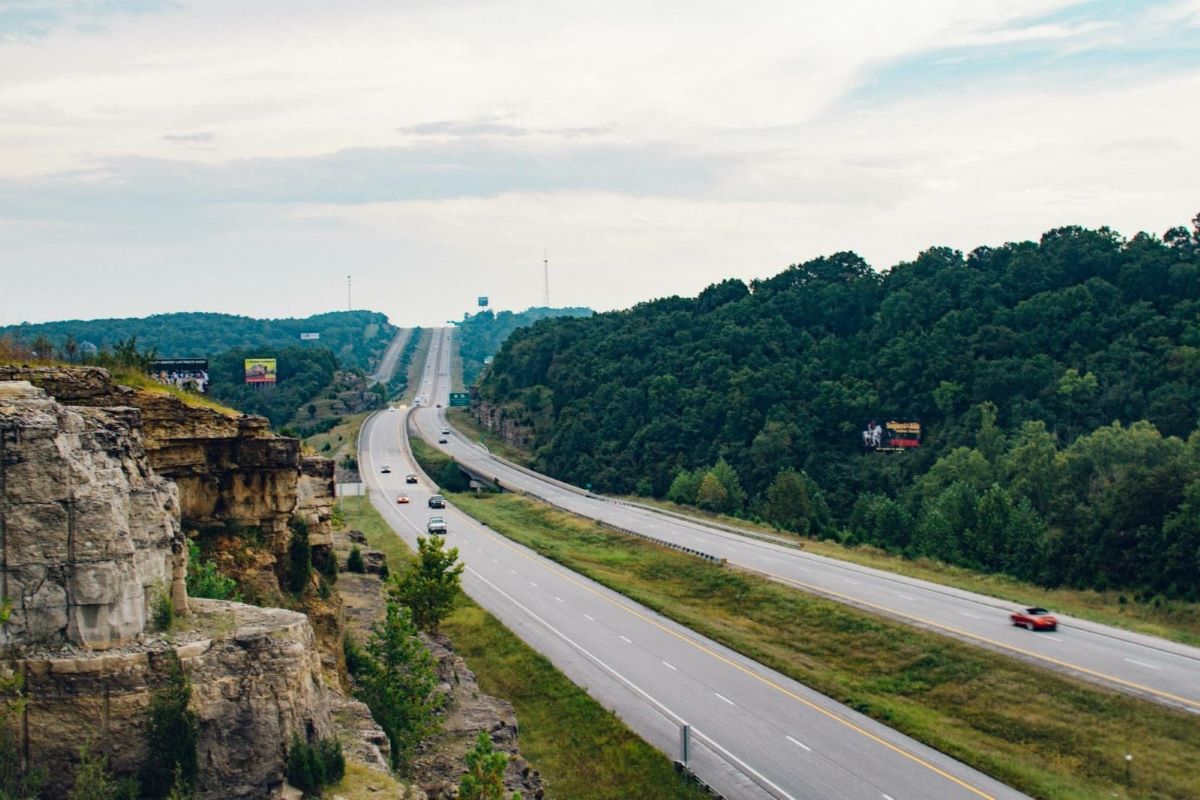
[747,567,1199,712]
[443,494,997,799]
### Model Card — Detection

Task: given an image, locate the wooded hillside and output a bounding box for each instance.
[477,217,1200,599]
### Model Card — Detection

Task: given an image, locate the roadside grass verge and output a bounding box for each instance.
[339,495,707,800]
[446,492,1200,800]
[624,496,1200,647]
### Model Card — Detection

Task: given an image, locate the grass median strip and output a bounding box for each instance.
[338,495,707,800]
[445,491,1200,800]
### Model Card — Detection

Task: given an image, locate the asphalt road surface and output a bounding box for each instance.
[414,328,1200,716]
[360,328,1030,800]
[368,327,412,385]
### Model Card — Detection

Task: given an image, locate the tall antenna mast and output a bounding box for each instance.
[543,249,550,307]
[347,275,352,311]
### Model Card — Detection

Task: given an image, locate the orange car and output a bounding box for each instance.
[396,494,410,504]
[1010,607,1057,631]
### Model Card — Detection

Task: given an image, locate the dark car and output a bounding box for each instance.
[428,494,445,508]
[438,437,449,444]
[380,466,391,474]
[1010,607,1057,631]
[405,474,418,484]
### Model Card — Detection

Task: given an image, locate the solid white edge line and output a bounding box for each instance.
[463,566,798,800]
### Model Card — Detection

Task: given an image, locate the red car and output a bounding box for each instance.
[1011,607,1057,631]
[396,494,410,504]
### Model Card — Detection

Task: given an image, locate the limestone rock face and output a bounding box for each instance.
[297,456,336,549]
[0,382,181,650]
[18,600,334,800]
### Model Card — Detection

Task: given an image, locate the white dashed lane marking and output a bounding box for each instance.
[662,660,677,671]
[714,692,735,706]
[619,635,632,644]
[1124,658,1162,670]
[786,736,810,751]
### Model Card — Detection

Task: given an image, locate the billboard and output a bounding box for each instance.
[299,332,320,340]
[149,359,209,394]
[863,419,921,452]
[244,358,277,384]
[477,296,489,307]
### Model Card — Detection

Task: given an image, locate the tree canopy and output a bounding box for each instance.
[476,216,1200,599]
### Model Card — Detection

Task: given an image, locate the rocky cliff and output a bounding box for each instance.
[0,381,184,650]
[0,379,358,798]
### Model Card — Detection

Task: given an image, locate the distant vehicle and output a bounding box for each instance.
[438,437,449,444]
[396,494,410,504]
[427,516,447,535]
[428,494,445,508]
[436,403,442,408]
[380,466,391,473]
[405,474,418,484]
[1010,607,1057,631]
[441,427,451,435]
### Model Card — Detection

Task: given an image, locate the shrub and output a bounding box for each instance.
[285,733,345,797]
[346,546,365,573]
[185,540,241,601]
[288,519,312,594]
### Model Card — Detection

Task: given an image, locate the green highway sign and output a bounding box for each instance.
[449,392,470,407]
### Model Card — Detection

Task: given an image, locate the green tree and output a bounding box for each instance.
[458,731,516,800]
[288,519,313,594]
[139,653,198,798]
[695,472,728,512]
[352,599,442,771]
[710,458,747,513]
[347,546,366,573]
[762,469,831,537]
[665,469,701,505]
[393,536,464,634]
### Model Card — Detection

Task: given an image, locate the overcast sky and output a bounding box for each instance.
[2,0,1198,327]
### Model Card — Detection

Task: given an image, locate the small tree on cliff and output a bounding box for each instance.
[139,652,198,798]
[287,518,313,594]
[458,731,520,800]
[392,536,463,634]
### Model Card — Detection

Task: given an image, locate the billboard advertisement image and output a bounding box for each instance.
[862,419,921,452]
[244,358,277,384]
[149,359,209,394]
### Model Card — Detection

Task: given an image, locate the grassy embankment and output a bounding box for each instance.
[337,493,706,800]
[433,489,1199,800]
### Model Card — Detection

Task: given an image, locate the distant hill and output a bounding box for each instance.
[1,310,396,371]
[476,217,1200,599]
[457,306,592,385]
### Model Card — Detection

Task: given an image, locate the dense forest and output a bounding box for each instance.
[2,310,395,371]
[476,217,1200,599]
[457,306,592,385]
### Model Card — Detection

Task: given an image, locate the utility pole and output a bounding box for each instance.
[543,249,550,307]
[347,275,352,311]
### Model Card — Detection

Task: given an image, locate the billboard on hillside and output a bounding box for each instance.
[244,358,277,384]
[149,359,209,394]
[299,332,320,340]
[478,296,489,307]
[863,419,921,452]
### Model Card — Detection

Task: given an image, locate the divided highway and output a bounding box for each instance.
[415,328,1200,715]
[368,327,412,385]
[362,328,1028,800]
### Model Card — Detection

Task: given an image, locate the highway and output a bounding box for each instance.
[368,327,412,385]
[362,327,1028,800]
[413,328,1200,716]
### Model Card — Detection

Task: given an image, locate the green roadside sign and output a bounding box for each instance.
[449,392,470,407]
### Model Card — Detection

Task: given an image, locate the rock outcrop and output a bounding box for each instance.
[20,601,334,799]
[0,379,350,798]
[0,381,184,650]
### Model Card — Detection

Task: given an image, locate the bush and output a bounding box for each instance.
[185,540,241,601]
[346,546,365,573]
[152,587,174,632]
[286,733,345,797]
